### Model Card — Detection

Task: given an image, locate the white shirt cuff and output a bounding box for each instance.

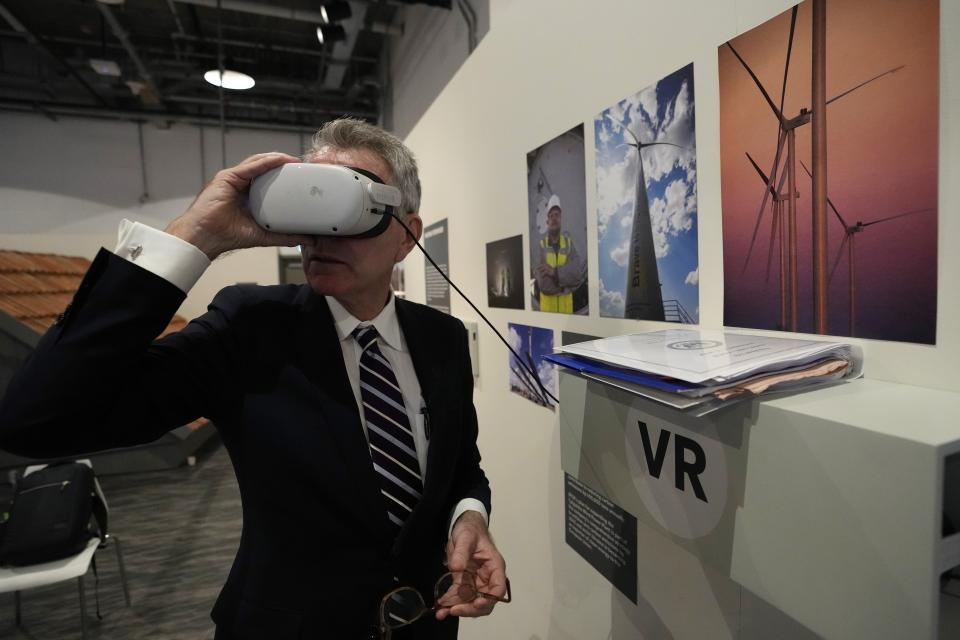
[115,219,210,293]
[448,498,489,539]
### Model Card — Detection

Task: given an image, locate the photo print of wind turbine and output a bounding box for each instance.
[720,0,938,344]
[507,322,556,410]
[595,63,699,323]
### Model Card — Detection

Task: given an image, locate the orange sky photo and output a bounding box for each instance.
[719,0,938,344]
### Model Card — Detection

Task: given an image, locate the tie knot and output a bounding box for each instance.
[352,324,379,350]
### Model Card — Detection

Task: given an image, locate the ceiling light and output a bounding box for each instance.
[89,58,121,77]
[204,69,255,90]
[316,24,347,46]
[320,2,352,24]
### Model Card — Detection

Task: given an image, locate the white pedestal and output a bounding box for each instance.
[559,372,960,639]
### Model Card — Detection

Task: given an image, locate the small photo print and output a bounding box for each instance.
[508,322,556,410]
[486,235,524,309]
[527,125,589,315]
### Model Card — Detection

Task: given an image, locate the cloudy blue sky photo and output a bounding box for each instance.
[594,63,699,321]
[508,322,556,409]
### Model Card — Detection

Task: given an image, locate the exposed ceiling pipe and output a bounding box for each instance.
[171,32,378,64]
[172,0,326,24]
[0,29,222,62]
[165,0,187,60]
[0,99,323,133]
[166,94,376,117]
[0,3,109,107]
[165,0,187,36]
[96,3,165,107]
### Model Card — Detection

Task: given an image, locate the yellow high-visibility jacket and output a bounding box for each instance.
[538,232,579,313]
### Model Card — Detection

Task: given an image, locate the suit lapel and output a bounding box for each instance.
[394,299,435,409]
[296,288,391,540]
[393,300,467,560]
[395,300,449,500]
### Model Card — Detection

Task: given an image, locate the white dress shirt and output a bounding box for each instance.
[114,219,487,534]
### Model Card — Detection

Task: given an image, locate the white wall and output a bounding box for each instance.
[388,0,489,138]
[400,0,960,638]
[0,111,304,319]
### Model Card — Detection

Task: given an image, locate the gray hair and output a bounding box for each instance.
[305,117,421,216]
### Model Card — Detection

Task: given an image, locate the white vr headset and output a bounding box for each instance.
[249,163,403,237]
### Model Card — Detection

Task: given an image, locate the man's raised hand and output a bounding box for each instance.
[166,152,311,260]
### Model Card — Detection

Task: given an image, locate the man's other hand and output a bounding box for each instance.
[438,511,507,620]
[166,152,311,260]
[535,264,555,280]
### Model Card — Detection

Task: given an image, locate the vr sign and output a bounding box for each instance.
[637,421,708,503]
[624,405,727,539]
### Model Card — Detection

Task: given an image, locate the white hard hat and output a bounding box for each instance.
[547,194,561,212]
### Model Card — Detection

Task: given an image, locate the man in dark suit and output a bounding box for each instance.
[0,118,507,639]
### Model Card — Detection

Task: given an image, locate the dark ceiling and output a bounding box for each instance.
[0,0,453,132]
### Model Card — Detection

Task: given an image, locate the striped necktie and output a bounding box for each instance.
[353,325,424,532]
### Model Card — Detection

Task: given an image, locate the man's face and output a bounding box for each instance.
[547,206,562,234]
[299,146,422,302]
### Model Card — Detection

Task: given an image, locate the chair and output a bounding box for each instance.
[0,459,131,639]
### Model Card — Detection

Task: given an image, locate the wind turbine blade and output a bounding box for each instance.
[778,6,798,120]
[829,233,850,284]
[745,152,778,197]
[623,128,641,146]
[605,113,641,146]
[860,207,935,228]
[639,141,685,151]
[769,6,797,196]
[742,129,787,274]
[826,65,905,106]
[725,42,787,125]
[798,158,850,229]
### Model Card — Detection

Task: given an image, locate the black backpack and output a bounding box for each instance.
[0,462,107,566]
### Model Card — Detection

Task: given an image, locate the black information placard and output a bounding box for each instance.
[564,472,637,602]
[423,218,450,314]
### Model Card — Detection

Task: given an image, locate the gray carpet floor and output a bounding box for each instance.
[0,445,242,640]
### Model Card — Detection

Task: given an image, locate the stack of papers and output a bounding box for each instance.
[546,329,863,416]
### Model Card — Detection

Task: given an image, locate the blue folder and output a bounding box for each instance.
[544,352,702,393]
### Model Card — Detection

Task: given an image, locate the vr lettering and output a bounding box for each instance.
[637,421,709,504]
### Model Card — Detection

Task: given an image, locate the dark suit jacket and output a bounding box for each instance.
[0,249,491,640]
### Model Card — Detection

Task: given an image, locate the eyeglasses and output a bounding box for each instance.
[378,570,512,639]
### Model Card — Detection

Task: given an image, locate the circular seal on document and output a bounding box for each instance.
[623,403,728,539]
[667,340,722,351]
